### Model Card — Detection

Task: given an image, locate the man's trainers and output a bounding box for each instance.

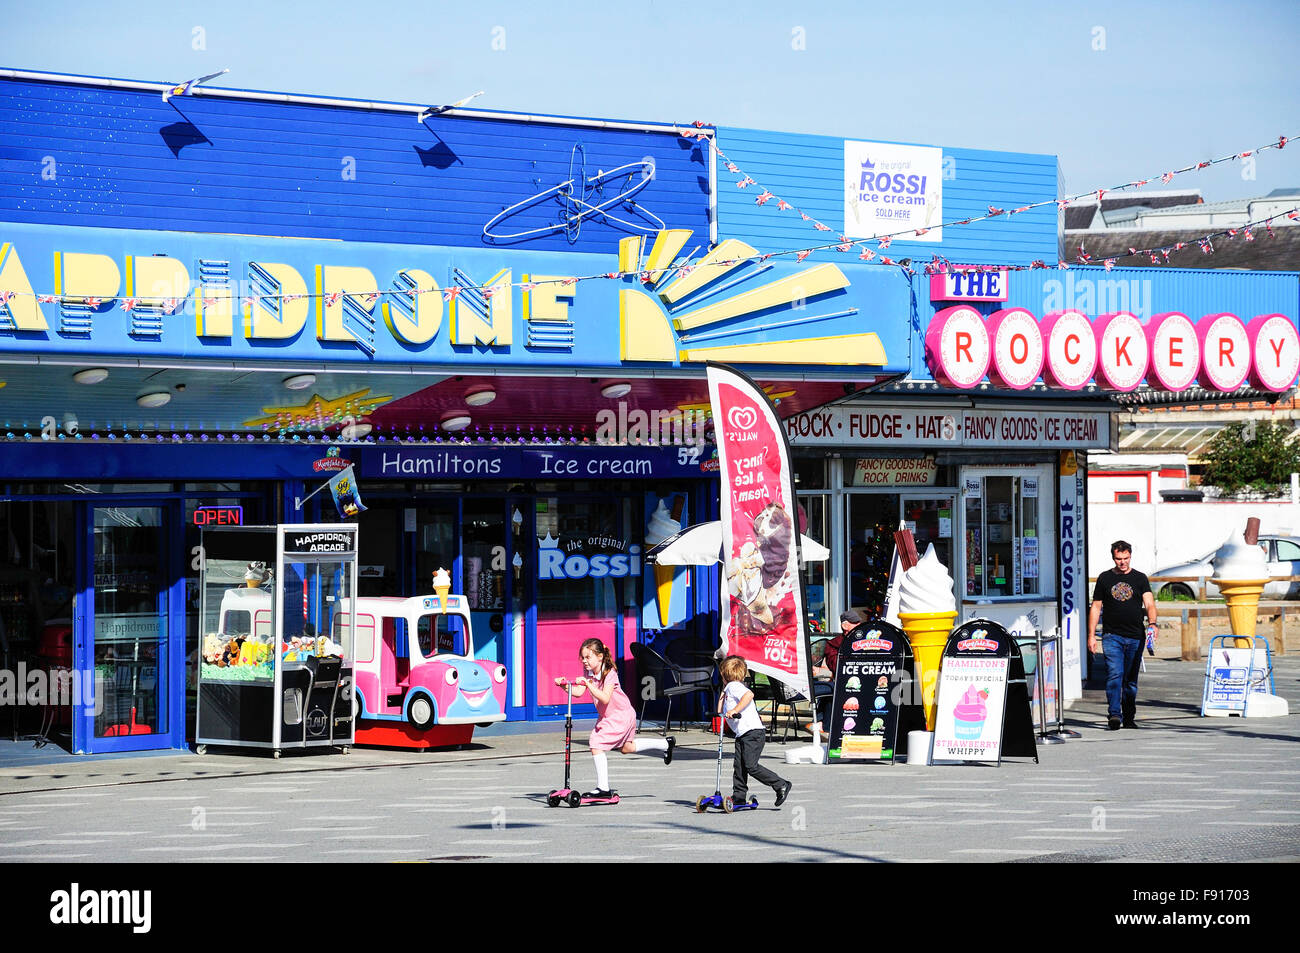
[1107,717,1122,731]
[774,781,793,807]
[1122,719,1139,729]
[664,736,676,765]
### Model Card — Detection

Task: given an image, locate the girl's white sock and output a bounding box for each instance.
[633,738,667,754]
[592,750,609,790]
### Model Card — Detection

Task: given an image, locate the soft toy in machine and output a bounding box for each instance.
[340,571,507,749]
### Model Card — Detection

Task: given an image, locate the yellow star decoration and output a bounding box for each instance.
[242,388,393,430]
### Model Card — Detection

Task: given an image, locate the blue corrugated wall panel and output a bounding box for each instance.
[715,127,1059,265]
[0,76,711,253]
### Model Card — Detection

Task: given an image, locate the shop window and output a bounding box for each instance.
[963,473,1043,598]
[797,495,828,634]
[793,456,827,489]
[463,500,505,611]
[535,496,630,617]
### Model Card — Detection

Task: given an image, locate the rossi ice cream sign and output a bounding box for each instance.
[844,140,943,243]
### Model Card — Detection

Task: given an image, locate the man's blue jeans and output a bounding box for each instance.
[1102,633,1143,721]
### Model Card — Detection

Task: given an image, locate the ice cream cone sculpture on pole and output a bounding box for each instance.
[896,543,958,730]
[646,496,685,627]
[432,567,452,606]
[1211,519,1269,646]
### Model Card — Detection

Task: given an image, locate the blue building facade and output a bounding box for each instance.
[1,69,1295,753]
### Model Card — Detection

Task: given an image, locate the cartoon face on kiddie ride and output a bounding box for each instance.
[346,593,507,730]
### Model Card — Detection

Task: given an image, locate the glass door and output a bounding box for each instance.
[901,494,956,571]
[74,503,182,753]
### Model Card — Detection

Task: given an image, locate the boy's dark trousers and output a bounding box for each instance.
[733,728,786,800]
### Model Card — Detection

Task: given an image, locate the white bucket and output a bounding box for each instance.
[907,730,933,765]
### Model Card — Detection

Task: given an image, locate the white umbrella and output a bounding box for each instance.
[646,521,830,566]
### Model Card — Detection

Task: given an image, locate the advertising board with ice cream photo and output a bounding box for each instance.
[707,364,810,689]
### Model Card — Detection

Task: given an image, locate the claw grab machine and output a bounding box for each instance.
[195,525,358,757]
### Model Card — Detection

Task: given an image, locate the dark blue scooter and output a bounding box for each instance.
[696,715,758,813]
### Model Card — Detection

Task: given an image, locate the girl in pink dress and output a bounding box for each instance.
[575,638,675,798]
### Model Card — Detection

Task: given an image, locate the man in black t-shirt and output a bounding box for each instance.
[1088,540,1157,731]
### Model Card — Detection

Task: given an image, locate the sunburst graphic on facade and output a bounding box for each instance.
[617,230,888,367]
[242,388,393,430]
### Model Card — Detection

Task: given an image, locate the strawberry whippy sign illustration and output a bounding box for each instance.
[706,363,810,695]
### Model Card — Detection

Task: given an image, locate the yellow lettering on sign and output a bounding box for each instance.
[195,286,234,338]
[0,243,47,331]
[317,265,379,343]
[383,269,442,345]
[56,252,121,302]
[245,262,308,340]
[450,269,512,346]
[129,255,191,306]
[524,275,575,324]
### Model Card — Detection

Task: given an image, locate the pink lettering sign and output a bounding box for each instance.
[925,305,990,389]
[986,308,1043,390]
[1145,312,1199,391]
[1041,310,1097,390]
[1247,314,1300,392]
[1196,313,1249,391]
[1094,311,1148,392]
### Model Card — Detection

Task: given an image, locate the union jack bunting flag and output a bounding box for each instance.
[776,199,791,211]
[877,236,891,249]
[858,249,875,261]
[37,294,57,304]
[120,298,138,311]
[755,191,774,206]
[84,297,102,309]
[813,222,830,231]
[444,286,462,301]
[795,249,812,262]
[323,292,342,307]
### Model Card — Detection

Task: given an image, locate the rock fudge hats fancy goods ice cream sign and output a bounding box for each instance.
[706,363,810,694]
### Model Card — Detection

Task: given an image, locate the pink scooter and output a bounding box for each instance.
[546,677,620,808]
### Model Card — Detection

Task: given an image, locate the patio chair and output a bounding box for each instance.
[629,642,714,734]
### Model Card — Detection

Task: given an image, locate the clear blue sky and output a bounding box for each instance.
[5,0,1298,202]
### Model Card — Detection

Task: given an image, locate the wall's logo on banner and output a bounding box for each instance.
[844,141,943,242]
[727,406,758,432]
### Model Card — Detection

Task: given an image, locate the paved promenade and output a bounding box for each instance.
[1,654,1296,863]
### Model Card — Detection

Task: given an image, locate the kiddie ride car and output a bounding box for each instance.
[336,590,508,749]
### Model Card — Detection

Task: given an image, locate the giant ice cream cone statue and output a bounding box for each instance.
[646,496,685,627]
[897,544,958,730]
[1210,520,1269,646]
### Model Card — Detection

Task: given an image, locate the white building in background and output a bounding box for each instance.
[1086,452,1190,504]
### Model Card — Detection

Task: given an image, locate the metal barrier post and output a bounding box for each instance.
[1050,627,1081,739]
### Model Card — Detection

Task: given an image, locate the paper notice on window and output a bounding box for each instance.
[1022,537,1039,578]
[1023,477,1038,498]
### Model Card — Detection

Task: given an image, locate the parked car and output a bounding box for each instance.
[1152,535,1300,599]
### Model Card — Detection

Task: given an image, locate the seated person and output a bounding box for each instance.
[811,609,865,725]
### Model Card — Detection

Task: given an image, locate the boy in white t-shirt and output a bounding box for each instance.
[719,656,792,808]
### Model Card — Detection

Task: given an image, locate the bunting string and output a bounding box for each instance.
[0,132,1294,313]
